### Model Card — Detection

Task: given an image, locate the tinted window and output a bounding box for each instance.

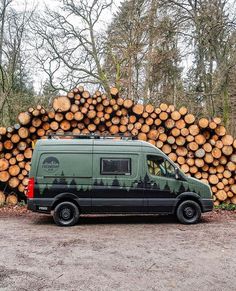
[101,158,131,175]
[147,155,165,177]
[147,155,175,178]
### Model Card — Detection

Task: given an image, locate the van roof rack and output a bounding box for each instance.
[47,132,137,140]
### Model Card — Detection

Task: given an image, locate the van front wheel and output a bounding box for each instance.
[176,200,201,224]
[53,201,79,226]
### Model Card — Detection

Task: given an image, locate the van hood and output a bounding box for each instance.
[185,176,212,199]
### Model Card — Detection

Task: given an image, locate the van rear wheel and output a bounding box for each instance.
[53,201,79,226]
[176,200,201,224]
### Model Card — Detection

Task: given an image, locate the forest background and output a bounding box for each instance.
[0,0,236,136]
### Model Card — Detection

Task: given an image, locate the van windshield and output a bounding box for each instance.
[147,155,176,178]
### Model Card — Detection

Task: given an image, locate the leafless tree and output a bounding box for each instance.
[164,0,236,123]
[0,0,35,124]
[33,0,114,94]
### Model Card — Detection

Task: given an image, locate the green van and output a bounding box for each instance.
[27,136,213,226]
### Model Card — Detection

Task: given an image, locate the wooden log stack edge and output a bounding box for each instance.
[0,86,236,206]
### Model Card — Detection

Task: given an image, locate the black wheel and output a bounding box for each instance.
[53,201,79,226]
[176,200,201,224]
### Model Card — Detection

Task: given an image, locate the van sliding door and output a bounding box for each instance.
[91,153,143,213]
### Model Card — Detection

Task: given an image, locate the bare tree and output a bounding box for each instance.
[33,0,114,94]
[104,0,182,103]
[164,0,236,124]
[0,0,35,124]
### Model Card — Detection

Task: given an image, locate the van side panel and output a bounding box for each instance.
[34,149,93,212]
[91,144,144,213]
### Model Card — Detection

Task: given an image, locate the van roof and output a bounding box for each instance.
[35,138,163,153]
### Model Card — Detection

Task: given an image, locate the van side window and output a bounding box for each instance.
[147,155,175,178]
[147,155,165,176]
[101,158,131,175]
[165,160,176,178]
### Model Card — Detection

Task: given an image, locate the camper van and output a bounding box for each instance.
[27,136,213,226]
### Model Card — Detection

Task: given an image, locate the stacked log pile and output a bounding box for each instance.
[0,86,236,205]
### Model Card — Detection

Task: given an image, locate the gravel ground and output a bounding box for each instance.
[0,209,236,291]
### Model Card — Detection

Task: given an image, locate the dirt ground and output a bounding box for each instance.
[0,208,236,291]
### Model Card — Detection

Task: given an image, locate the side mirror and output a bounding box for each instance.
[175,168,180,180]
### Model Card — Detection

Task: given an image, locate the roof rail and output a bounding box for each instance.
[46,132,137,140]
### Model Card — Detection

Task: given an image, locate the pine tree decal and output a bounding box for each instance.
[70,179,77,193]
[93,179,98,186]
[58,171,67,186]
[42,185,49,196]
[112,176,120,187]
[137,176,144,188]
[144,173,150,187]
[164,181,170,192]
[179,183,186,194]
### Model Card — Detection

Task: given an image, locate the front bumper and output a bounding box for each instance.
[201,198,214,212]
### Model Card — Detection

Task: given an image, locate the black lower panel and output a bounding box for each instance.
[91,187,143,212]
[145,198,177,213]
[91,187,176,213]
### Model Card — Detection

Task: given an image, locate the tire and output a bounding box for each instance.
[53,201,79,226]
[176,200,201,224]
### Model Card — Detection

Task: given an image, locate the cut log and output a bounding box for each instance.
[168,153,177,162]
[176,147,188,157]
[18,127,29,139]
[184,114,195,124]
[162,144,171,154]
[52,96,71,112]
[198,118,209,128]
[212,147,222,159]
[171,111,181,121]
[195,149,205,158]
[18,112,31,125]
[175,119,185,129]
[6,194,18,205]
[215,125,226,136]
[0,127,7,135]
[195,134,206,145]
[215,190,227,201]
[231,185,236,195]
[9,165,20,176]
[132,104,144,115]
[74,112,84,121]
[4,140,13,150]
[189,125,199,136]
[0,158,9,171]
[222,145,233,156]
[179,106,188,116]
[158,103,167,111]
[159,112,168,121]
[209,175,219,185]
[222,135,234,146]
[24,148,33,159]
[9,177,20,188]
[171,128,180,137]
[0,171,10,182]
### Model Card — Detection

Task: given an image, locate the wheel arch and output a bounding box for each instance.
[51,193,80,211]
[175,192,203,212]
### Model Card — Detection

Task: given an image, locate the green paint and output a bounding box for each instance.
[30,139,212,200]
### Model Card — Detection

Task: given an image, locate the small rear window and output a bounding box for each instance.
[101,158,131,175]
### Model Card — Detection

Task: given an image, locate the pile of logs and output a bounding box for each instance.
[0,86,236,205]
